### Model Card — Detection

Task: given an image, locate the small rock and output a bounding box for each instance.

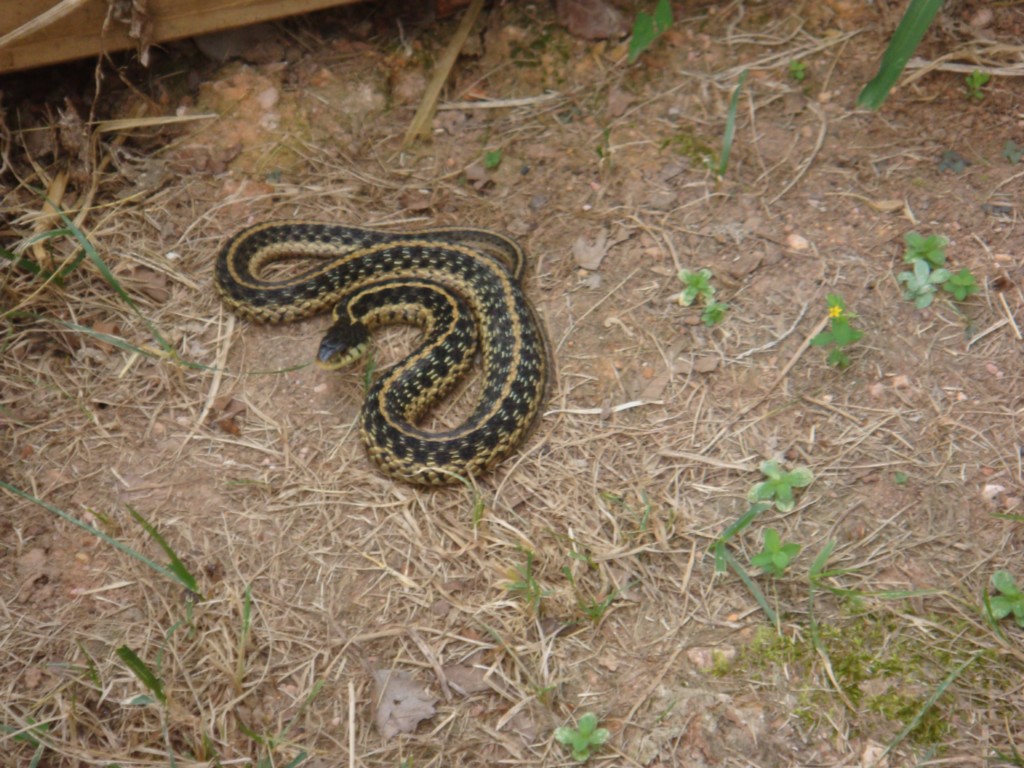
[969,8,993,28]
[983,484,1005,501]
[693,356,719,373]
[785,233,809,251]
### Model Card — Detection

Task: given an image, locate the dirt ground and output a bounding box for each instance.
[2,1,1023,766]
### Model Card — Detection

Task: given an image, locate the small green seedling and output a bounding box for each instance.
[893,471,909,485]
[701,300,730,327]
[788,60,807,82]
[554,712,610,762]
[117,646,167,706]
[810,293,863,369]
[627,0,673,64]
[748,460,814,513]
[1003,140,1023,165]
[750,528,801,577]
[900,230,978,305]
[483,149,503,170]
[964,70,990,101]
[577,590,622,625]
[505,547,550,616]
[903,231,947,268]
[676,268,715,306]
[714,69,748,177]
[898,259,951,309]
[942,267,979,301]
[988,570,1024,628]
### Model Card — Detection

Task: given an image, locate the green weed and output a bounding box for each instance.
[506,546,551,616]
[483,149,503,170]
[942,268,979,301]
[788,60,807,82]
[899,231,979,306]
[676,268,729,325]
[809,293,863,369]
[898,259,950,309]
[676,268,714,306]
[964,70,991,101]
[751,528,801,577]
[902,231,947,267]
[627,0,673,64]
[554,712,610,762]
[987,570,1024,629]
[1003,140,1023,164]
[662,129,716,167]
[575,581,632,625]
[701,301,730,327]
[748,460,814,513]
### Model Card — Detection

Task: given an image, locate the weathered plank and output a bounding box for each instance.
[0,0,364,74]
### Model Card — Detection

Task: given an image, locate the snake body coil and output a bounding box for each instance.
[215,222,548,485]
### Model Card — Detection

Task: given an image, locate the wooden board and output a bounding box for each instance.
[0,0,364,75]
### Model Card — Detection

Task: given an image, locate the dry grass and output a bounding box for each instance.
[2,2,1024,766]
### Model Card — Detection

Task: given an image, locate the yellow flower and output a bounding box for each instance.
[828,305,843,319]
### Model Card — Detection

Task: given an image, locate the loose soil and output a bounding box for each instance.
[2,2,1023,766]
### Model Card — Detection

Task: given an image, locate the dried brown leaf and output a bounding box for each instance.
[372,669,437,739]
[443,663,490,695]
[573,229,610,271]
[555,0,629,40]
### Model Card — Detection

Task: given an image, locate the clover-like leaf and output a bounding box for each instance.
[555,712,610,762]
[992,570,1021,598]
[943,268,979,301]
[903,232,947,267]
[747,461,814,512]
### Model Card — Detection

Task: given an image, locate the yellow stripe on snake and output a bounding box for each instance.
[215,222,549,485]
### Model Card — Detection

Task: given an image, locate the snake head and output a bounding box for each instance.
[316,317,370,370]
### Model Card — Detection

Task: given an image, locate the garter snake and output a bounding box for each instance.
[215,222,549,485]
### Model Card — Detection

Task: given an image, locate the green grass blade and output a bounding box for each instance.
[28,741,46,768]
[76,642,103,688]
[0,481,197,592]
[857,0,944,109]
[126,505,200,595]
[808,539,836,581]
[713,503,769,547]
[716,69,748,177]
[116,646,167,705]
[46,201,176,356]
[627,0,673,64]
[51,317,171,359]
[235,584,254,683]
[628,12,656,64]
[45,315,302,375]
[712,502,770,572]
[883,652,979,755]
[722,549,779,626]
[0,247,45,277]
[653,0,672,32]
